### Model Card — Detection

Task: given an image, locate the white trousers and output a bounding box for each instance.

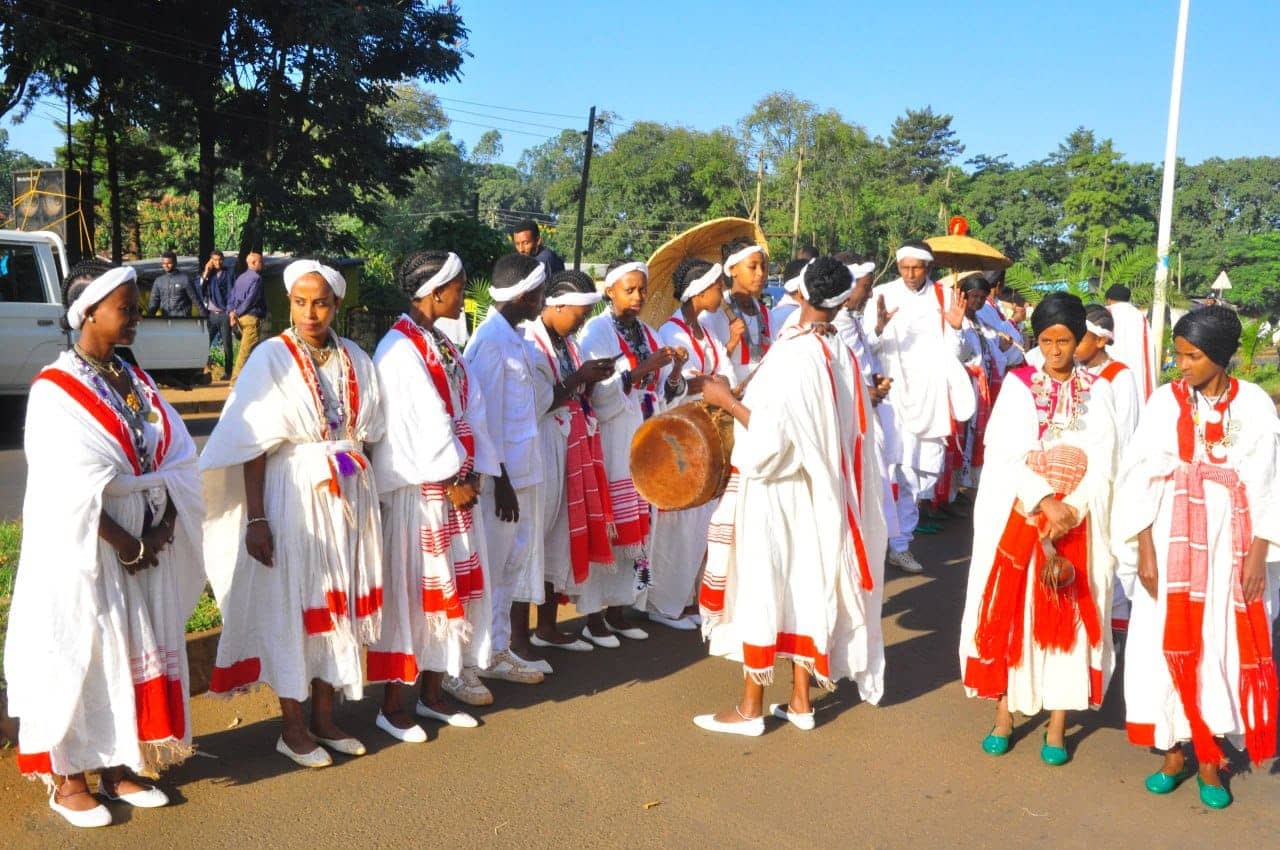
[481,483,544,654]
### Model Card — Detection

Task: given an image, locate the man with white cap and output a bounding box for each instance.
[462,253,550,684]
[1105,284,1158,401]
[871,239,975,573]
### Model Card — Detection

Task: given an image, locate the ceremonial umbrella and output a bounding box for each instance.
[924,216,1012,273]
[641,216,768,329]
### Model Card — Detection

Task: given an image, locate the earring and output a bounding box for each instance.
[89,316,96,323]
[433,295,442,302]
[556,306,563,313]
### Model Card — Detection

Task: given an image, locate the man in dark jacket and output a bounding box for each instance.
[510,219,565,274]
[201,249,234,379]
[148,251,207,318]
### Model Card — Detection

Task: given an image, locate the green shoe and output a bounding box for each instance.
[1196,775,1231,809]
[1040,731,1069,766]
[982,728,1010,756]
[1145,765,1194,794]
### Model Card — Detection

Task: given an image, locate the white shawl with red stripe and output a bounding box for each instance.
[199,334,385,701]
[700,326,886,697]
[5,352,204,780]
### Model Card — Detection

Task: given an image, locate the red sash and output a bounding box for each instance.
[734,299,771,365]
[666,316,720,375]
[816,335,872,590]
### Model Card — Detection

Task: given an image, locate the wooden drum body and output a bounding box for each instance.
[630,401,735,510]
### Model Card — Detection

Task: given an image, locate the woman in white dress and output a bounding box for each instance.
[701,237,771,386]
[5,264,204,827]
[200,261,384,768]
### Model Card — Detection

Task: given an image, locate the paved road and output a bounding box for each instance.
[2,515,1277,848]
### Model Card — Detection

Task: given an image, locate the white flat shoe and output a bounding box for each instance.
[580,626,621,649]
[49,790,112,828]
[509,650,553,675]
[315,735,367,756]
[649,613,697,631]
[415,701,479,728]
[276,736,332,768]
[530,634,594,652]
[692,711,765,737]
[376,712,427,743]
[604,621,649,640]
[100,782,169,808]
[769,702,816,731]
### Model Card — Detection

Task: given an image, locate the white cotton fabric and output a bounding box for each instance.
[770,293,801,331]
[1107,301,1158,398]
[704,326,886,698]
[284,260,348,299]
[702,301,771,386]
[198,335,384,701]
[1113,381,1280,750]
[646,310,734,618]
[67,266,136,329]
[723,245,763,274]
[604,261,648,288]
[489,263,546,302]
[680,263,722,302]
[368,319,499,676]
[958,374,1119,714]
[895,246,933,263]
[413,253,464,299]
[5,351,205,779]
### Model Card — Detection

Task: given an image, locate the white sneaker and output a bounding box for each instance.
[442,667,494,706]
[509,649,553,676]
[477,649,545,684]
[888,549,924,574]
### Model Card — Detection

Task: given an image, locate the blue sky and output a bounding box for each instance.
[6,1,1275,169]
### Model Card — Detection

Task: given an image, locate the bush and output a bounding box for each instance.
[418,216,510,279]
[138,194,200,257]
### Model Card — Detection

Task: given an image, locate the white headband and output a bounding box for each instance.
[847,261,876,280]
[681,263,723,302]
[723,244,764,274]
[1085,320,1114,342]
[797,264,855,310]
[414,252,464,299]
[284,259,347,299]
[490,262,546,302]
[67,266,137,330]
[604,261,648,288]
[783,258,815,294]
[545,290,601,307]
[896,246,934,264]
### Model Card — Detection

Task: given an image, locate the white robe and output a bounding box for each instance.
[367,318,498,679]
[1107,301,1157,400]
[958,371,1118,714]
[6,353,205,780]
[703,326,886,699]
[702,298,773,386]
[574,311,682,612]
[646,310,734,619]
[1112,381,1280,752]
[200,335,385,701]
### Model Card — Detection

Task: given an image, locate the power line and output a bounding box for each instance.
[443,106,569,132]
[434,96,581,121]
[447,118,556,140]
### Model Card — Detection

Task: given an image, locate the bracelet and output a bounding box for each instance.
[120,539,146,566]
[246,516,269,526]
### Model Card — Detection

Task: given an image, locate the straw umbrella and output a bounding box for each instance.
[640,217,768,329]
[925,216,1012,274]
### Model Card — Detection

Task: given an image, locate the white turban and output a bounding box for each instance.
[680,262,723,302]
[604,261,648,288]
[895,245,934,264]
[67,266,137,330]
[847,261,877,280]
[723,244,764,274]
[1085,320,1114,342]
[545,290,601,307]
[413,252,464,299]
[783,259,814,294]
[490,262,546,302]
[284,259,347,299]
[797,263,854,310]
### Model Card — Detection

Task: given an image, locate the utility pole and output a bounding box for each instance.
[1098,227,1110,293]
[1177,251,1183,292]
[573,105,596,271]
[1151,0,1191,370]
[65,92,72,170]
[751,149,764,225]
[790,147,804,258]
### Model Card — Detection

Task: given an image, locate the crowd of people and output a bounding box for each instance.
[3,221,1277,829]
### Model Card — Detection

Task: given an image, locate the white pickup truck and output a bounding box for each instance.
[0,230,210,401]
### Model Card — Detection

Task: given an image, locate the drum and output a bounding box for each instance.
[630,401,735,510]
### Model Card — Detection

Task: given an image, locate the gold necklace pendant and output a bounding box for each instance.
[125,392,142,413]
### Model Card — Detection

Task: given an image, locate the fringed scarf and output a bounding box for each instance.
[1164,378,1277,764]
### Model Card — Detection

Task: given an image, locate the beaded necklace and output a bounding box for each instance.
[1030,367,1092,440]
[70,352,155,473]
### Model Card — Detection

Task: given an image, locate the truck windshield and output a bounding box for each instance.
[0,245,47,304]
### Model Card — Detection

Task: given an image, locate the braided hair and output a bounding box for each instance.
[545,269,595,300]
[61,258,112,307]
[397,250,455,300]
[801,256,853,306]
[671,257,715,301]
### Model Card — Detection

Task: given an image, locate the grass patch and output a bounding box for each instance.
[0,521,221,691]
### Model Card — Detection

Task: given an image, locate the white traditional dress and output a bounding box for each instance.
[1088,357,1143,631]
[6,351,205,782]
[1113,379,1279,763]
[367,316,498,683]
[703,296,773,386]
[959,365,1118,714]
[1107,301,1157,401]
[872,277,975,550]
[574,310,683,612]
[200,331,385,701]
[525,317,615,596]
[645,309,734,620]
[954,314,1007,490]
[700,325,886,698]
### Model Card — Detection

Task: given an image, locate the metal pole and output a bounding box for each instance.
[1151,0,1191,370]
[573,106,596,270]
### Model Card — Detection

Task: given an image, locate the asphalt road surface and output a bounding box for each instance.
[2,506,1277,848]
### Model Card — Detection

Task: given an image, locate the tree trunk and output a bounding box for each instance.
[196,96,216,261]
